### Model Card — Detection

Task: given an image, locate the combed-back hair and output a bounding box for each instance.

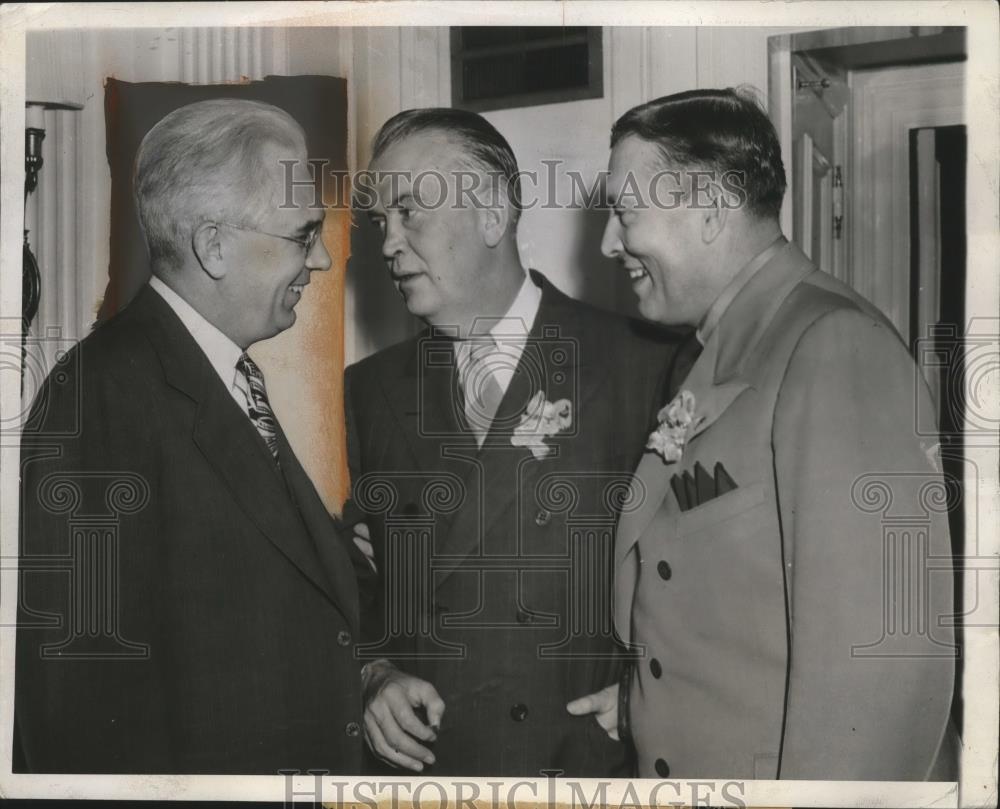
[134,98,306,265]
[610,87,786,220]
[370,107,522,224]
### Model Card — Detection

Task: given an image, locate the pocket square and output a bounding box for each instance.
[671,462,739,511]
[694,462,714,505]
[670,473,689,512]
[714,462,738,496]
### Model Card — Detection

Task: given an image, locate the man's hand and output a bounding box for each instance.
[362,659,445,771]
[352,522,376,573]
[566,683,619,741]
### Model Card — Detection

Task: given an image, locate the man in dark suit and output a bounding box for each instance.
[572,88,957,780]
[344,108,680,776]
[16,99,365,774]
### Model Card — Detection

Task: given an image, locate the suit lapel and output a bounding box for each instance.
[615,243,814,555]
[675,332,749,442]
[377,331,470,471]
[433,276,606,568]
[277,427,360,631]
[136,286,350,616]
[370,334,476,560]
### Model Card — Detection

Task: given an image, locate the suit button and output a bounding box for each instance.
[337,630,352,647]
[657,560,672,580]
[345,721,361,738]
[649,658,662,679]
[510,703,529,722]
[516,610,534,624]
[534,510,551,526]
[655,757,670,777]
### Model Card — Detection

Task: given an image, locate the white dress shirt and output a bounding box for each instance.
[453,271,543,401]
[148,276,252,415]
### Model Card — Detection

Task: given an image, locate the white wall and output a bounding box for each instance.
[22,24,806,508]
[26,24,807,353]
[26,27,291,344]
[333,26,805,362]
[26,24,804,364]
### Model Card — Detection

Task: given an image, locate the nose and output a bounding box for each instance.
[306,231,332,272]
[381,217,404,262]
[600,210,623,259]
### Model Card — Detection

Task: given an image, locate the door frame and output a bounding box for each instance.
[767,26,965,256]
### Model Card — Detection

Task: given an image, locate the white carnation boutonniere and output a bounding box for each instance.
[647,390,702,464]
[511,391,572,460]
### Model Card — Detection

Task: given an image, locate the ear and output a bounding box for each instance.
[701,183,727,244]
[192,221,228,280]
[480,195,511,249]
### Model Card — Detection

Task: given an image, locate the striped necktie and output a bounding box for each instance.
[457,337,505,447]
[236,353,279,460]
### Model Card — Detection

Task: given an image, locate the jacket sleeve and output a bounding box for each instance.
[772,308,955,780]
[16,354,168,772]
[340,363,385,649]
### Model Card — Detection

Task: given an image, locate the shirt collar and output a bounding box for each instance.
[148,275,245,392]
[487,271,543,340]
[455,271,542,356]
[696,235,787,346]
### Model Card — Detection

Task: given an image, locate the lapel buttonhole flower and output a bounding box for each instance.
[511,390,572,460]
[647,389,700,464]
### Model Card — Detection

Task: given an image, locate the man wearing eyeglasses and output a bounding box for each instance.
[16,99,367,774]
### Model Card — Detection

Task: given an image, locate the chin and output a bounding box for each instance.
[401,295,438,322]
[637,298,667,325]
[269,311,297,337]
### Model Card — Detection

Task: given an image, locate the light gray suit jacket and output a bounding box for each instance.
[615,242,956,780]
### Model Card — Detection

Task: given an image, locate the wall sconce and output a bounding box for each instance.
[23,29,85,381]
[24,125,45,333]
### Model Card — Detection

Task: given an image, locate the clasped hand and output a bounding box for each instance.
[361,659,445,772]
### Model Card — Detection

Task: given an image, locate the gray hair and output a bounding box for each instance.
[134,98,306,266]
[371,107,522,226]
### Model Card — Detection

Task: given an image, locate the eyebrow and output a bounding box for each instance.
[296,216,324,236]
[364,190,413,220]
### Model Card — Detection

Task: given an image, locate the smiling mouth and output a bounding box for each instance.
[289,283,306,294]
[626,265,649,282]
[393,271,422,283]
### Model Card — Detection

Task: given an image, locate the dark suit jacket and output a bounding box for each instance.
[15,285,364,774]
[344,272,679,776]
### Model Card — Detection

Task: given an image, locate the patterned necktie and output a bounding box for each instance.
[236,353,279,460]
[458,337,505,447]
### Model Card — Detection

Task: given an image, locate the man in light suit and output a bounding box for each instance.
[16,99,366,773]
[570,88,957,779]
[345,108,681,775]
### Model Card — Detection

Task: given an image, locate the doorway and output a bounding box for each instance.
[769,25,968,738]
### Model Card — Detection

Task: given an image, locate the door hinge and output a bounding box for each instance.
[833,165,844,240]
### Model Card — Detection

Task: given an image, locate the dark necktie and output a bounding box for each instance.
[665,331,703,400]
[236,353,279,460]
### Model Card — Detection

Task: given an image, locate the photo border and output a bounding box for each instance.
[1,2,996,806]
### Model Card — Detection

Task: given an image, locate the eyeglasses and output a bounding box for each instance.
[216,221,322,254]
